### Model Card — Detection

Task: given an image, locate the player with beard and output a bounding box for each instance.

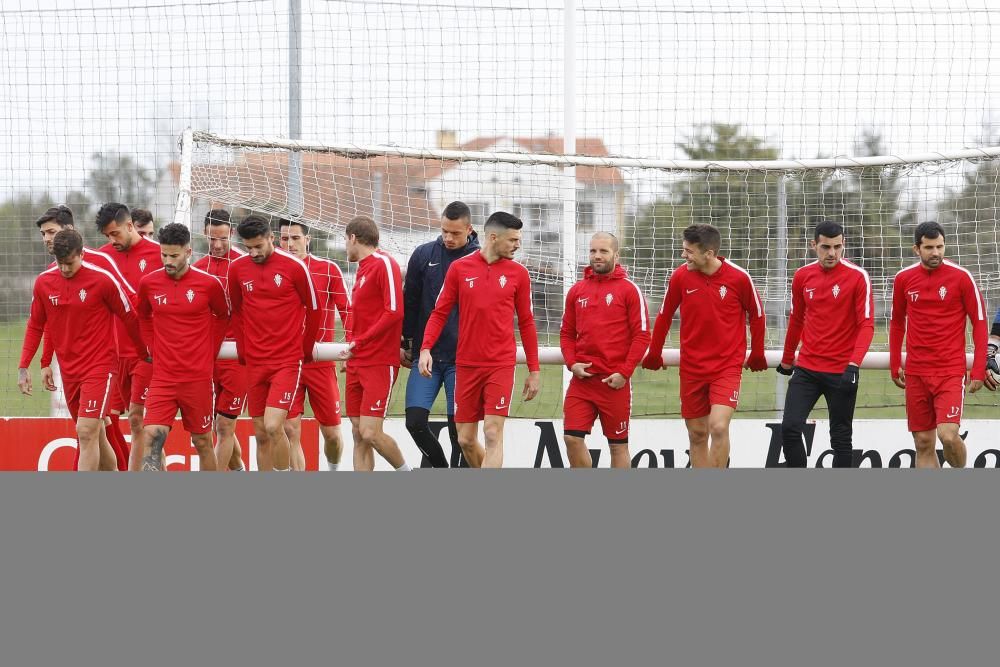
[97,202,163,470]
[138,223,229,471]
[889,221,987,468]
[419,211,541,469]
[228,215,320,471]
[560,232,650,468]
[279,219,350,471]
[193,209,248,471]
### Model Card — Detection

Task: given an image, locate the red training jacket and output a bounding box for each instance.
[647,258,765,378]
[346,251,403,367]
[228,248,320,367]
[21,262,145,380]
[421,251,540,371]
[560,264,650,378]
[889,259,988,380]
[781,259,875,373]
[137,266,230,382]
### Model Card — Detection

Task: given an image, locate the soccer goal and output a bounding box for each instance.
[176,129,1000,417]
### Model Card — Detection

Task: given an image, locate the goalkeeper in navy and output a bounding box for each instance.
[987,306,1000,391]
[401,201,480,467]
[777,221,875,468]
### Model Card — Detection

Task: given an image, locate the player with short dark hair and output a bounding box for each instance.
[279,219,350,471]
[889,221,987,468]
[561,232,650,468]
[339,216,411,471]
[19,229,147,470]
[193,208,248,470]
[642,223,768,468]
[777,221,875,467]
[402,201,480,468]
[228,214,321,471]
[137,223,230,470]
[34,205,135,469]
[132,208,155,239]
[97,202,163,470]
[419,210,541,468]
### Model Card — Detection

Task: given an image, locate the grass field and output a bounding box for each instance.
[3,320,997,419]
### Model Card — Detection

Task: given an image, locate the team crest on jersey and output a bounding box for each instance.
[139,259,147,273]
[719,286,728,300]
[274,274,283,287]
[832,284,841,298]
[48,295,59,306]
[78,289,87,303]
[606,293,613,306]
[499,275,508,289]
[186,289,195,303]
[939,286,947,300]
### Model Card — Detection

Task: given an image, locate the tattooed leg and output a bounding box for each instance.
[142,426,169,471]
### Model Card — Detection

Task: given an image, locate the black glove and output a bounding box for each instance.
[986,343,999,391]
[776,364,793,376]
[840,365,859,389]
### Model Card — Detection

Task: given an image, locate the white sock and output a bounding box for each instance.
[395,462,412,471]
[327,462,339,471]
[273,467,290,472]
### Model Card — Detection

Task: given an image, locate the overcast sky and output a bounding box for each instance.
[3,0,1000,199]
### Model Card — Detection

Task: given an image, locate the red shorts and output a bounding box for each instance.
[112,357,153,411]
[289,364,341,425]
[680,372,742,420]
[144,379,215,434]
[64,371,117,421]
[454,365,516,423]
[247,363,303,418]
[905,374,966,432]
[214,360,248,417]
[345,365,398,419]
[563,376,632,442]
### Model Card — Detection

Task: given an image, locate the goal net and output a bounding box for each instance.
[181,129,1000,419]
[3,0,1000,422]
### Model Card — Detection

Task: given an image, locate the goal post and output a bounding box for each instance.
[180,128,1000,380]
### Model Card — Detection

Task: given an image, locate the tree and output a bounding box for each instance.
[86,152,159,210]
[785,130,914,285]
[937,125,1000,289]
[624,123,780,298]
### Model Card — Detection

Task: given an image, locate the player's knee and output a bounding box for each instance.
[708,420,729,441]
[936,425,961,445]
[483,423,503,446]
[76,420,100,442]
[912,432,936,453]
[457,429,478,451]
[127,411,143,433]
[358,424,380,445]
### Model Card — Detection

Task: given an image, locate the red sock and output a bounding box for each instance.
[106,416,129,471]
